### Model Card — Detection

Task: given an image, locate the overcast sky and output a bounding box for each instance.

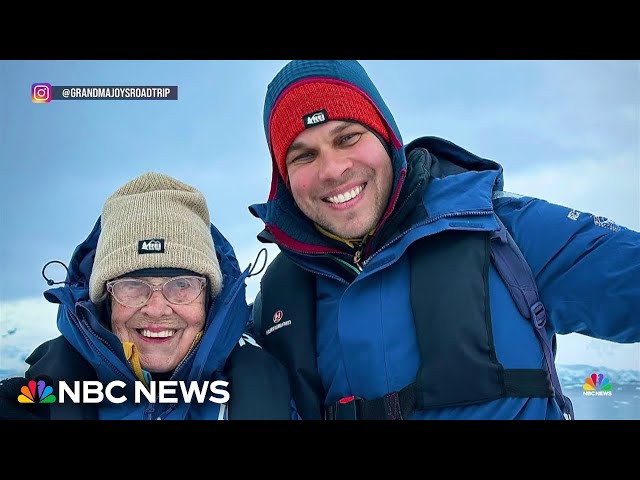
[1,60,638,371]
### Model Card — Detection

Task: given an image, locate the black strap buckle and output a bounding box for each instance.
[325,395,363,420]
[324,384,417,420]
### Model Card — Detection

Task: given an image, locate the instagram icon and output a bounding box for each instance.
[32,83,52,103]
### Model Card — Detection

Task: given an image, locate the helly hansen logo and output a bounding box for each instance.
[303,110,328,128]
[138,239,165,254]
[265,310,292,336]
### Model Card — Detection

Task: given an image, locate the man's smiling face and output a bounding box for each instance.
[285,120,393,239]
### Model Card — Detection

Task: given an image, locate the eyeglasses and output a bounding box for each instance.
[106,276,206,308]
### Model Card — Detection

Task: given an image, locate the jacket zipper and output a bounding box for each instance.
[353,245,364,271]
[286,210,492,283]
[362,210,493,268]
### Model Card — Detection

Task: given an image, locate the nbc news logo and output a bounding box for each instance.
[17,379,229,404]
[18,379,57,404]
[582,373,613,396]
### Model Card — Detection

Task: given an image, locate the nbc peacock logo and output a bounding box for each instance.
[582,373,613,396]
[18,379,57,403]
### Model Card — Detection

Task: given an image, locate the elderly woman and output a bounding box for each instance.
[0,172,296,420]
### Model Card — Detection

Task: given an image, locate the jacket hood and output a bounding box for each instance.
[252,60,408,255]
[405,136,504,191]
[404,136,504,191]
[251,67,504,257]
[42,217,251,389]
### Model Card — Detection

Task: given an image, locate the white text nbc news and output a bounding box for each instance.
[57,380,229,404]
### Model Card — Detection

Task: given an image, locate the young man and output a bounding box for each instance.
[0,172,296,420]
[249,60,640,420]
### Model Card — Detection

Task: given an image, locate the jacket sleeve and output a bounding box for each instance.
[493,193,640,342]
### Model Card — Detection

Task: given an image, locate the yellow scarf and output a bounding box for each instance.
[122,330,204,385]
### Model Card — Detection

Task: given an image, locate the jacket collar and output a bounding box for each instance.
[250,136,504,256]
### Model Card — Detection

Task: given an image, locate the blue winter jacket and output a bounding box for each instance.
[39,218,295,420]
[250,59,640,420]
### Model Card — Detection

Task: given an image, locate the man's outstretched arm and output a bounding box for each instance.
[494,193,640,343]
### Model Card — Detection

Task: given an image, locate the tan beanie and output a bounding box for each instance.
[89,172,223,303]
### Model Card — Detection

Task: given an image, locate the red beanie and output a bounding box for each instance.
[268,80,390,184]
